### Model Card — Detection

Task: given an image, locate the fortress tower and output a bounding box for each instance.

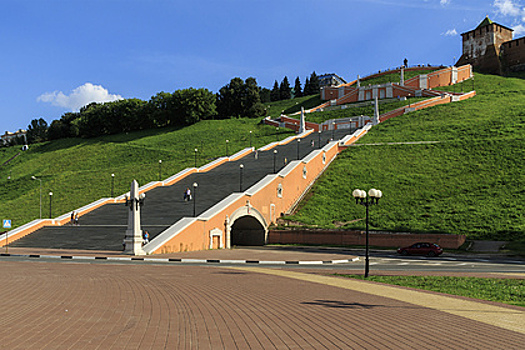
[457,16,524,74]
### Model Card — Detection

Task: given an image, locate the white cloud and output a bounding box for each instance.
[442,28,458,36]
[440,0,451,6]
[494,0,522,16]
[37,83,123,111]
[513,23,525,35]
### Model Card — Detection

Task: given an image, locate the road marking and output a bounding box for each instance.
[232,267,525,335]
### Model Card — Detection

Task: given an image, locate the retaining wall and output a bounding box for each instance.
[268,230,466,249]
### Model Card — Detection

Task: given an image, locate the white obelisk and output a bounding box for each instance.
[123,180,145,255]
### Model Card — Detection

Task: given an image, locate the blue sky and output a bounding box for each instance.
[1,0,524,133]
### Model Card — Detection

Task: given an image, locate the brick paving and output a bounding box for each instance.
[0,261,523,349]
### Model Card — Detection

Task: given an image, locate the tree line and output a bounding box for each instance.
[14,72,320,145]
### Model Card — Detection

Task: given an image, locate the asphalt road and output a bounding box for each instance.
[1,251,523,275]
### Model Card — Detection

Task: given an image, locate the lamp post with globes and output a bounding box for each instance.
[193,182,198,217]
[239,164,244,191]
[194,148,198,168]
[111,173,115,197]
[158,160,162,181]
[273,149,278,173]
[49,191,53,219]
[296,138,301,160]
[352,188,382,278]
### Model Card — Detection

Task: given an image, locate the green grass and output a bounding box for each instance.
[304,97,428,124]
[286,72,525,242]
[336,274,525,307]
[265,95,323,118]
[0,118,294,229]
[359,69,440,86]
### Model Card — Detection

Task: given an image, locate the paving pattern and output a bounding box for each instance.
[1,261,524,349]
[10,129,353,251]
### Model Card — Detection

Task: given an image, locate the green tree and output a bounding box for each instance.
[47,112,78,140]
[26,118,49,143]
[259,87,271,103]
[279,76,292,100]
[304,77,311,96]
[270,80,280,101]
[148,91,175,127]
[216,77,264,118]
[309,71,320,95]
[293,77,303,98]
[172,88,217,125]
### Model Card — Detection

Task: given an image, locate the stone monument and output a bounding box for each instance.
[123,180,146,255]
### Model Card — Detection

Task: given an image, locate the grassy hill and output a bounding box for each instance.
[2,70,523,247]
[286,72,524,243]
[0,119,294,229]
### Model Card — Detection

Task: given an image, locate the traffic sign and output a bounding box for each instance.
[3,219,11,229]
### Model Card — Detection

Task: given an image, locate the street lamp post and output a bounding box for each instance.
[158,160,162,181]
[225,140,229,156]
[239,164,244,191]
[273,150,278,173]
[111,173,115,197]
[276,127,279,142]
[193,182,198,217]
[249,130,252,148]
[352,188,382,278]
[318,130,321,149]
[31,176,42,219]
[332,122,335,140]
[194,148,198,168]
[296,138,301,160]
[49,191,53,219]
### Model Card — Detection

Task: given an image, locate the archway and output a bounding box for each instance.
[230,215,266,246]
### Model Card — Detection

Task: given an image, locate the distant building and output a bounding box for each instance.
[1,129,27,145]
[319,73,347,87]
[456,16,525,74]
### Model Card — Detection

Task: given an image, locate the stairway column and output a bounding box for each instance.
[123,180,145,255]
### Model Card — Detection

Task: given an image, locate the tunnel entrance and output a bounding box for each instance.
[230,215,266,246]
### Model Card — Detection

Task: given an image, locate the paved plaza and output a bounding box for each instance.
[0,258,523,349]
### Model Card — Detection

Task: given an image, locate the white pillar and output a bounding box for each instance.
[400,67,405,86]
[373,96,380,125]
[123,180,145,255]
[357,75,360,88]
[299,107,305,134]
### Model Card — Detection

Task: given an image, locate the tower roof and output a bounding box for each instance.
[461,16,514,35]
[476,16,493,29]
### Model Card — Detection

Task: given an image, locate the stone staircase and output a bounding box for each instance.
[10,129,355,251]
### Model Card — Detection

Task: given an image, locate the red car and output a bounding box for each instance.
[397,242,443,257]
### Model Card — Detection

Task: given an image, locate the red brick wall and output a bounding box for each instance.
[268,230,466,249]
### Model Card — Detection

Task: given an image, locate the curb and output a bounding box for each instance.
[0,253,359,265]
